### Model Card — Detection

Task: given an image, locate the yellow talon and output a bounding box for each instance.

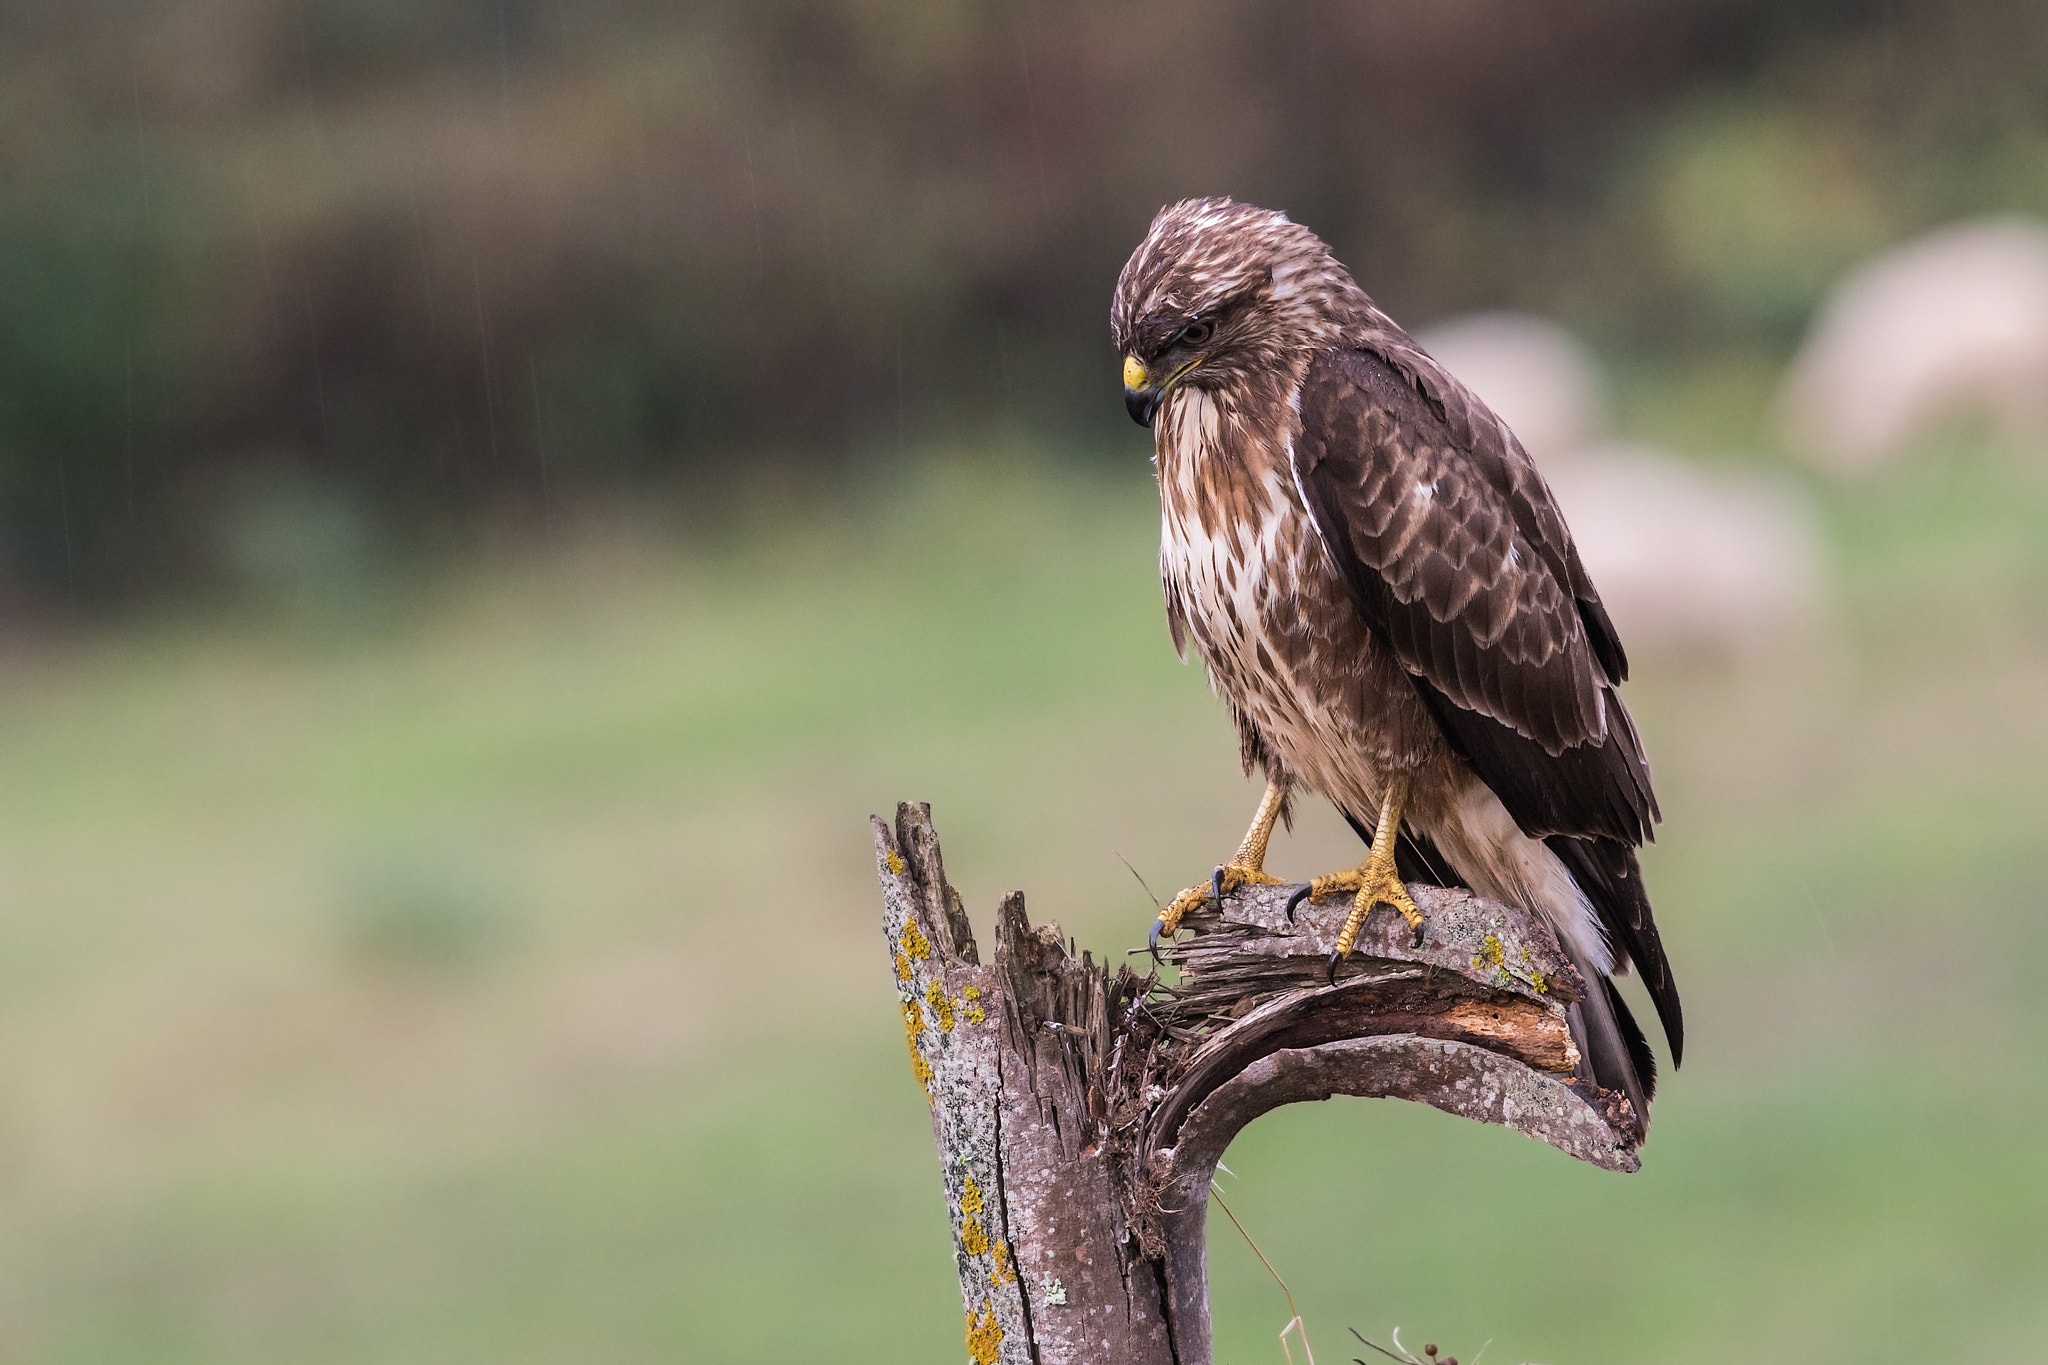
[1332,858,1422,958]
[1303,866,1366,903]
[1293,774,1425,970]
[1221,863,1286,893]
[1151,782,1289,951]
[1213,862,1286,907]
[1154,884,1206,941]
[1153,861,1282,938]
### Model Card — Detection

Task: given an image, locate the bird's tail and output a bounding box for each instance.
[1556,934,1657,1143]
[1345,805,1667,1140]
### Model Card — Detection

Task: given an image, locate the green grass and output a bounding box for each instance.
[0,440,2045,1363]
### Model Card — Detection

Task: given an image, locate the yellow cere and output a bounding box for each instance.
[1122,354,1147,389]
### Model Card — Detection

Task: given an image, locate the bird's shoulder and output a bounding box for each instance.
[1292,336,1629,686]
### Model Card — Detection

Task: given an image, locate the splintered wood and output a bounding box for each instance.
[874,802,1638,1365]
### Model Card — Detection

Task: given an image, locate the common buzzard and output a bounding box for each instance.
[1114,198,1682,1136]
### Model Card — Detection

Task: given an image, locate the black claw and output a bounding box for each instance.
[1211,867,1228,906]
[1285,885,1313,923]
[1411,918,1426,949]
[1148,917,1167,963]
[1325,950,1343,988]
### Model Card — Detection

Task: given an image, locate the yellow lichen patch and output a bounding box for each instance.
[1473,933,1506,975]
[991,1240,1017,1286]
[903,1002,933,1099]
[884,850,906,875]
[1529,969,1548,994]
[958,1177,993,1260]
[925,979,957,1031]
[960,986,986,1024]
[893,950,912,981]
[900,920,932,964]
[966,1304,1004,1363]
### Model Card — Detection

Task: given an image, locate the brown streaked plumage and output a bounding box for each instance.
[1114,197,1681,1138]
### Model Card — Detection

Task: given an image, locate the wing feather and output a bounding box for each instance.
[1293,342,1681,1063]
[1292,346,1658,844]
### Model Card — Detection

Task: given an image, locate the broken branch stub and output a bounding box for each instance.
[874,802,1638,1365]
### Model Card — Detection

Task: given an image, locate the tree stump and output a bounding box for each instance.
[874,801,1638,1365]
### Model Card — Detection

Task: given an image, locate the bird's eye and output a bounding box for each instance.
[1178,319,1214,347]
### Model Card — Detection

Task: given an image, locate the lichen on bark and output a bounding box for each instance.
[875,801,1638,1365]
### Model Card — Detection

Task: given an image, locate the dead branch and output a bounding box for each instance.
[874,801,1636,1365]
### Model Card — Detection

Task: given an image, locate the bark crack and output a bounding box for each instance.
[876,801,1637,1365]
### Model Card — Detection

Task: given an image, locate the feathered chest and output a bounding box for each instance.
[1154,385,1332,700]
[1153,380,1437,784]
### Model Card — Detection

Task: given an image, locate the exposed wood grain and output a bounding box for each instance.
[875,802,1638,1364]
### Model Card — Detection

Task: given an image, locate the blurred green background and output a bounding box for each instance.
[2,2,2048,1362]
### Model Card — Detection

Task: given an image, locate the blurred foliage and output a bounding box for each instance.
[4,7,2046,1358]
[0,431,2045,1360]
[2,0,2047,602]
[338,843,519,971]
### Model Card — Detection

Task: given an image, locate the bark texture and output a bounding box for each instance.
[874,802,1638,1365]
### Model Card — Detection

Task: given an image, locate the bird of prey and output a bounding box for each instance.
[1114,198,1681,1136]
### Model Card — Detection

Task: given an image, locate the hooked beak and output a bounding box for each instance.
[1125,386,1160,428]
[1122,353,1161,428]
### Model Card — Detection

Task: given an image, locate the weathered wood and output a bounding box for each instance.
[875,801,1638,1364]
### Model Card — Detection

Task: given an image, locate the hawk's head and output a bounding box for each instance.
[1112,197,1362,426]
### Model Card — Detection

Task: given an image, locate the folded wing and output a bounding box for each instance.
[1293,343,1681,1064]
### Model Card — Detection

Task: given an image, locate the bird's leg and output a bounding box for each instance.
[1151,781,1289,954]
[1282,775,1423,979]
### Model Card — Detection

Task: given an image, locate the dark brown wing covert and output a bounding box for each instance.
[1293,344,1681,1064]
[1292,346,1658,845]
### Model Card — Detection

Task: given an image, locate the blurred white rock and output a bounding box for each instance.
[1779,216,2048,475]
[1546,444,1826,655]
[1419,311,1608,466]
[1419,309,1830,654]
